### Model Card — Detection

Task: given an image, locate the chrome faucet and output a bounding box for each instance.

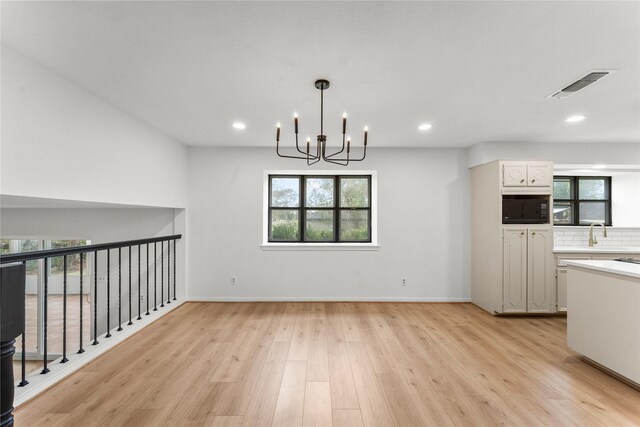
[588,222,607,247]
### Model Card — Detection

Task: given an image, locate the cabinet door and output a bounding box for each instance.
[527,229,554,313]
[503,228,527,312]
[503,164,527,187]
[527,164,552,187]
[556,268,567,312]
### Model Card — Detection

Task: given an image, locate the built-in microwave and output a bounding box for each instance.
[502,195,549,224]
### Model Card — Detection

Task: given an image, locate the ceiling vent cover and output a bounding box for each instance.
[547,70,614,99]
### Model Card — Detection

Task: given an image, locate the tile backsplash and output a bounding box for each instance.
[554,227,640,247]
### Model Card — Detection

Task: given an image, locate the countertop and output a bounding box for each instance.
[554,246,640,254]
[565,259,640,279]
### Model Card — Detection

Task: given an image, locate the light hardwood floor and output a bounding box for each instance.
[14,302,640,426]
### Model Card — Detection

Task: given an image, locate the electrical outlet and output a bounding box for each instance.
[140,295,145,302]
[401,278,407,286]
[231,276,238,285]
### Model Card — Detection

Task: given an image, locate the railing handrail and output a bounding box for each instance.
[0,234,182,264]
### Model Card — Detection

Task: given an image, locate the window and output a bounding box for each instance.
[553,176,611,226]
[268,175,372,243]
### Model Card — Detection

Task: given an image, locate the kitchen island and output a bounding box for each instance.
[566,259,640,387]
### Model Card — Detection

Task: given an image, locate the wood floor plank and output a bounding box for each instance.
[272,360,307,427]
[13,302,640,427]
[332,409,364,427]
[347,342,395,427]
[241,341,289,426]
[302,382,333,427]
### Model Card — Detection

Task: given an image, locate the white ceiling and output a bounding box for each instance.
[2,1,639,148]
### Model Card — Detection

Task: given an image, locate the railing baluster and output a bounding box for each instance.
[61,255,68,363]
[93,251,99,345]
[173,239,177,300]
[128,246,133,326]
[146,244,150,316]
[153,242,157,311]
[78,253,85,354]
[137,244,142,320]
[167,240,171,304]
[105,250,111,338]
[117,248,122,332]
[18,261,28,386]
[41,257,50,374]
[160,241,164,308]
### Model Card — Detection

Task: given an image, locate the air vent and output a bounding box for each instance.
[547,70,615,99]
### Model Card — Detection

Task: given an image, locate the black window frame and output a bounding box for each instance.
[553,176,612,226]
[268,174,372,243]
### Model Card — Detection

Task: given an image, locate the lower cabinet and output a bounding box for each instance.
[556,268,567,312]
[503,227,554,313]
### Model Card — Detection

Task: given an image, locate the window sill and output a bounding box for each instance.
[261,243,380,251]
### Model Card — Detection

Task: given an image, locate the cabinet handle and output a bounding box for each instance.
[532,232,536,235]
[520,232,524,236]
[531,179,536,183]
[520,179,525,183]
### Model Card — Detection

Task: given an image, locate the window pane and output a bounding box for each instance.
[305,210,334,241]
[270,210,300,241]
[0,239,9,254]
[305,178,334,208]
[578,178,607,200]
[271,177,300,207]
[48,240,88,275]
[553,178,572,200]
[579,202,606,225]
[553,202,574,225]
[340,210,369,241]
[340,178,369,208]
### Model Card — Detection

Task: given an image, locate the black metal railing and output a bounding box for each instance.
[0,234,181,390]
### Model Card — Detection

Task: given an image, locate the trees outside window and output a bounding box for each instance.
[268,175,371,243]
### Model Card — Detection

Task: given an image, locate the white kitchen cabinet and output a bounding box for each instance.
[503,164,527,187]
[556,268,568,312]
[501,161,553,188]
[501,227,553,313]
[471,159,555,315]
[527,164,552,187]
[527,229,553,313]
[503,229,527,312]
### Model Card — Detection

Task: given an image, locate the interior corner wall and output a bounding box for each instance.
[186,147,471,301]
[0,46,188,208]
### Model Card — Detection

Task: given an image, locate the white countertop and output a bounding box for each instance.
[565,259,640,279]
[554,246,640,254]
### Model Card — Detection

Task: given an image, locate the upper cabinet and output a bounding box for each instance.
[502,161,552,188]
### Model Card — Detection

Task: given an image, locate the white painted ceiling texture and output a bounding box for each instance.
[2,1,639,148]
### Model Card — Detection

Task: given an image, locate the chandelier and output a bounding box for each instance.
[276,79,368,166]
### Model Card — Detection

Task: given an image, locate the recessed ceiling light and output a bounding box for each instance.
[565,115,586,123]
[232,122,246,130]
[418,123,433,131]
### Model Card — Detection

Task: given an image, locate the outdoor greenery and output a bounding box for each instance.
[553,176,610,225]
[269,175,370,242]
[0,239,88,275]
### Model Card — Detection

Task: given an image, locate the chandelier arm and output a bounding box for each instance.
[294,132,318,158]
[323,134,346,159]
[277,138,319,160]
[323,145,367,162]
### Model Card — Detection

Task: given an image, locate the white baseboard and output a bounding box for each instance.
[14,299,186,407]
[186,296,471,302]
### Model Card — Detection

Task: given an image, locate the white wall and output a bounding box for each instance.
[612,172,640,227]
[0,46,188,208]
[467,141,640,168]
[187,147,470,301]
[0,208,185,334]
